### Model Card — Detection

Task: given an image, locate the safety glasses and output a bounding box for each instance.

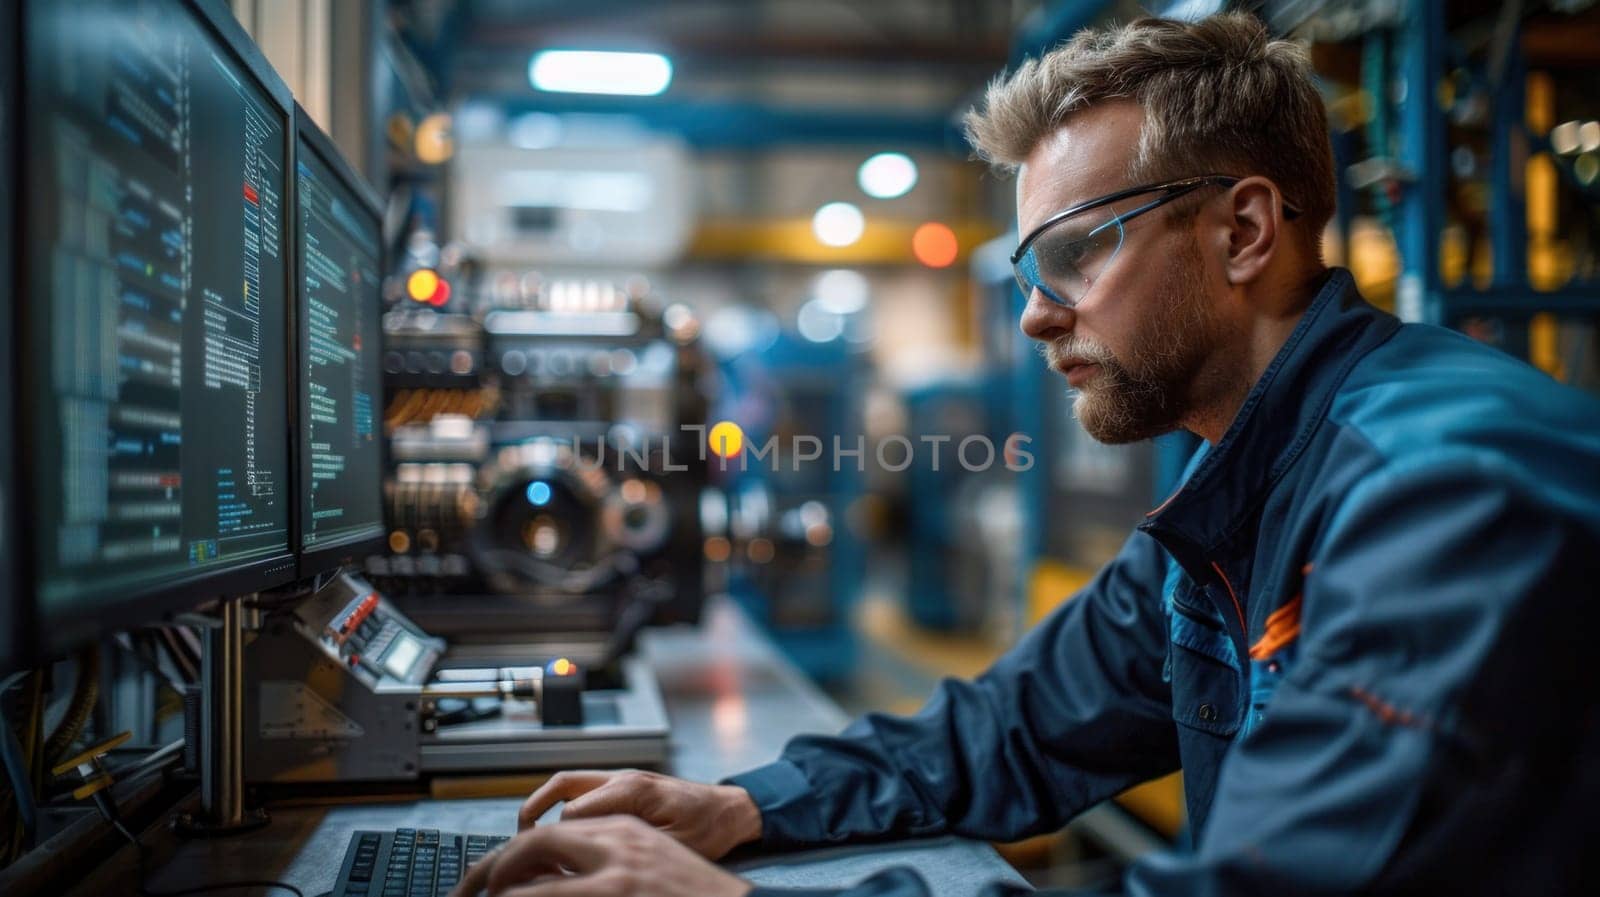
[1011,175,1303,307]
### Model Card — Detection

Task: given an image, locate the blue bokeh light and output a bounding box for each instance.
[526,480,552,507]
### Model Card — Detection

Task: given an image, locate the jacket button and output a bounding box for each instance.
[1198,703,1217,721]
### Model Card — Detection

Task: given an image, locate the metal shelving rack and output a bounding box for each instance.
[1384,0,1600,357]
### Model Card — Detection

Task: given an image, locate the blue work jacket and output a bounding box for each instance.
[726,268,1600,896]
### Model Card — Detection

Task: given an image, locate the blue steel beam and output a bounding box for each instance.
[1394,0,1447,325]
[1486,20,1531,360]
[1489,20,1528,291]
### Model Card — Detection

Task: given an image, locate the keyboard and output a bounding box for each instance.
[330,828,511,897]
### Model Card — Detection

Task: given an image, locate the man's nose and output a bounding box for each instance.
[1019,289,1075,343]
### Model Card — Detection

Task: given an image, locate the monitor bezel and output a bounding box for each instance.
[292,103,389,579]
[1,0,22,672]
[14,0,302,664]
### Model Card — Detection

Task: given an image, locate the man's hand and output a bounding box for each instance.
[449,816,753,897]
[517,770,762,861]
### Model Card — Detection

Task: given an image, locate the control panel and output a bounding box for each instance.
[296,572,444,687]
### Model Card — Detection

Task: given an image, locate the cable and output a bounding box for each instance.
[44,645,100,767]
[93,786,306,897]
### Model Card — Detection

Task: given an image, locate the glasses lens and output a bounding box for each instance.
[1019,211,1124,306]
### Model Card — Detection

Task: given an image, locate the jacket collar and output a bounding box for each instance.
[1138,268,1399,565]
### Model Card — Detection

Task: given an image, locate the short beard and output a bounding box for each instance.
[1040,233,1219,444]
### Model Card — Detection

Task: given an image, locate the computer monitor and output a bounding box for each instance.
[294,106,387,576]
[1,1,19,671]
[15,0,298,659]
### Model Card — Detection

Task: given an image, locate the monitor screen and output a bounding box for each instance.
[22,0,295,642]
[296,124,385,563]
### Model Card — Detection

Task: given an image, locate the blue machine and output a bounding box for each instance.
[712,330,867,684]
[901,376,1012,632]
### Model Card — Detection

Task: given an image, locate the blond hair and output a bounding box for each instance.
[965,13,1335,239]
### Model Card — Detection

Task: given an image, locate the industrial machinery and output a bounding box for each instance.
[241,570,669,784]
[371,276,714,649]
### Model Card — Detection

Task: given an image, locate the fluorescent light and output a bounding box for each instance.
[857,152,918,199]
[812,202,865,247]
[529,50,673,96]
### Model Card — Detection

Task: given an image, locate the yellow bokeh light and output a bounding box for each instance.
[415,113,455,166]
[407,269,441,303]
[708,420,744,458]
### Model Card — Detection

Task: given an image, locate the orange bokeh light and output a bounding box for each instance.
[912,222,959,268]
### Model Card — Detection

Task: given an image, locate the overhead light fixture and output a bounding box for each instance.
[528,50,673,97]
[812,202,865,248]
[857,152,918,199]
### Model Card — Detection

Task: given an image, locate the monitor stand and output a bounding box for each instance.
[172,596,270,837]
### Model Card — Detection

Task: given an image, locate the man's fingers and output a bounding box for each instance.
[485,821,619,895]
[449,842,502,897]
[519,771,616,829]
[496,872,626,897]
[559,778,643,821]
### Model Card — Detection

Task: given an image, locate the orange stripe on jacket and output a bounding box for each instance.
[1249,593,1303,661]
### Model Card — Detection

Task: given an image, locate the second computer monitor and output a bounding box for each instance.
[294,108,386,576]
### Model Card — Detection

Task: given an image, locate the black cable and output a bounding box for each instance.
[94,788,306,897]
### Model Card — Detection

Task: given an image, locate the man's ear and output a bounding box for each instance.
[1219,176,1283,286]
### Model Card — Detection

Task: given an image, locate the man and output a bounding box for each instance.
[454,14,1600,897]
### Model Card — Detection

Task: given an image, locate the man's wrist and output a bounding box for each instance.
[714,784,764,847]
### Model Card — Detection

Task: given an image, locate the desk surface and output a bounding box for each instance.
[76,599,1025,897]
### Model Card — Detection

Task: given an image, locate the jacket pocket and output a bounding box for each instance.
[1168,594,1243,738]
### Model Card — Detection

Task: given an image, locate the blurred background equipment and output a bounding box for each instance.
[370,274,713,648]
[710,330,869,684]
